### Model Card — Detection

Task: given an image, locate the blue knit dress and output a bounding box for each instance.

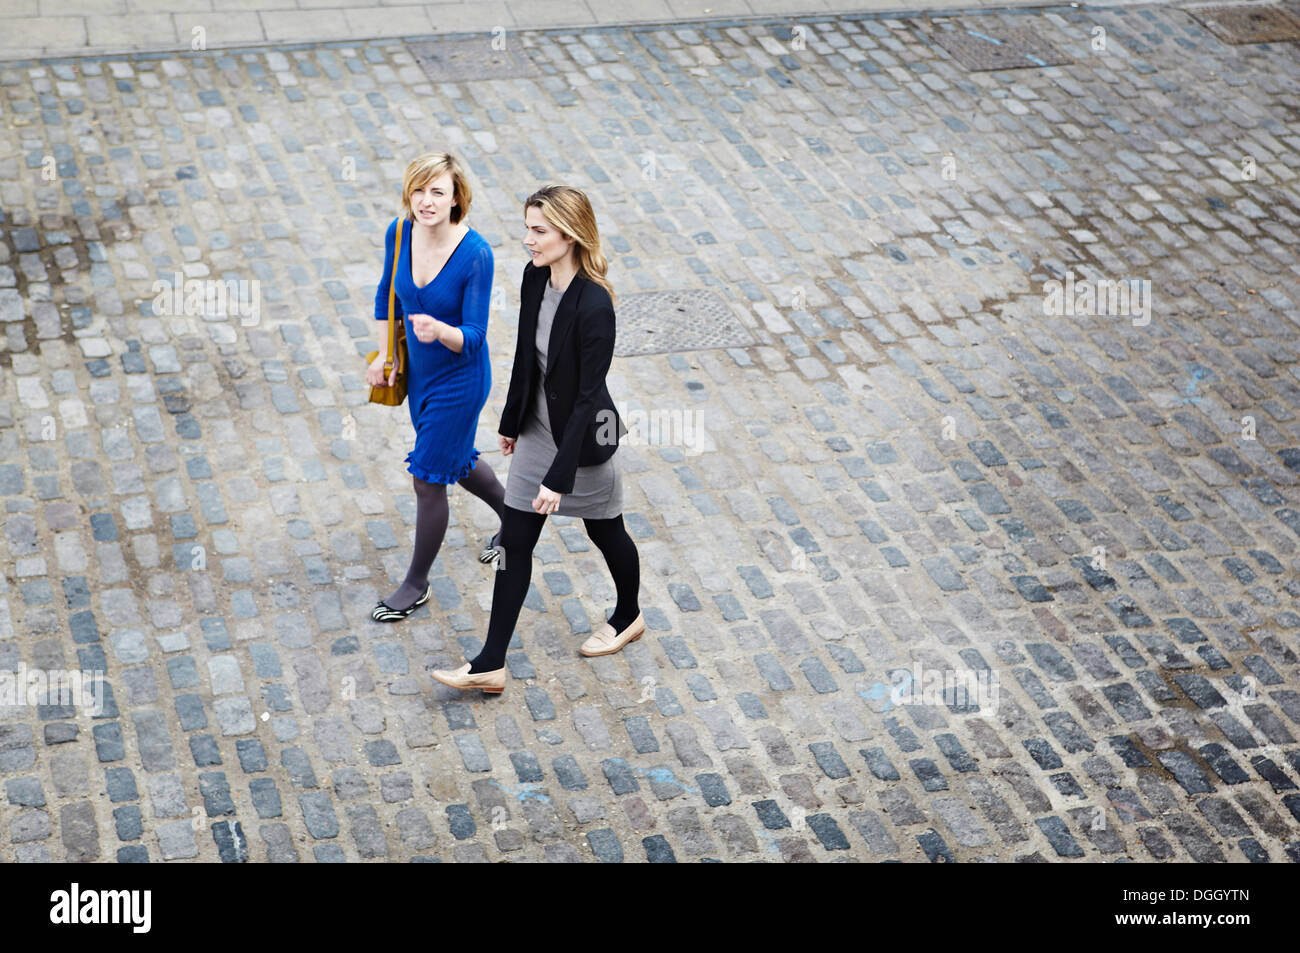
[373,217,494,484]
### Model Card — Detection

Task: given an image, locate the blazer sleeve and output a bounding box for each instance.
[543,301,615,495]
[455,240,493,357]
[498,262,533,439]
[373,217,406,322]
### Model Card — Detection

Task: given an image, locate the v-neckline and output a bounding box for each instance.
[407,221,470,291]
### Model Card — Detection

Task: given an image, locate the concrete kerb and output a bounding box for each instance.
[0,0,1185,66]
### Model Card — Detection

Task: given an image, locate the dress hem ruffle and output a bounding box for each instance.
[406,447,481,485]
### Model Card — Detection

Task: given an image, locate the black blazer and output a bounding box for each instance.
[498,261,625,495]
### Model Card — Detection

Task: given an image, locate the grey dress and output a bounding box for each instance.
[503,279,623,518]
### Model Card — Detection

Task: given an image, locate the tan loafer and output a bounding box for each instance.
[580,612,646,657]
[430,663,505,694]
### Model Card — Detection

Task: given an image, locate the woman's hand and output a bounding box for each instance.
[499,435,517,456]
[409,313,446,344]
[533,484,562,515]
[366,354,397,388]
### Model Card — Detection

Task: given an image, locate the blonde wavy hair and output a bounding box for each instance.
[401,152,472,223]
[524,185,614,305]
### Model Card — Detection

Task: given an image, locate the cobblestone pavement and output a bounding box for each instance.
[3,4,1300,863]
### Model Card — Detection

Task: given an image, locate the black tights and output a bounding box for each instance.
[468,507,641,672]
[383,460,505,611]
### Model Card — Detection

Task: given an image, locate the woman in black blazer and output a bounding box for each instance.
[432,186,644,693]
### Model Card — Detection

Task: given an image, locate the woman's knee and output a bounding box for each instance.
[460,458,495,484]
[413,476,447,501]
[498,510,543,554]
[584,515,626,543]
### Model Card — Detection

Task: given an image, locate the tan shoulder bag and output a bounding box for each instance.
[366,218,408,406]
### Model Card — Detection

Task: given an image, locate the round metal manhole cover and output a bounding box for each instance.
[613,289,755,357]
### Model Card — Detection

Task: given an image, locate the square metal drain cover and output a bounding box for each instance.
[1185,4,1300,43]
[407,38,542,83]
[929,26,1072,70]
[614,289,755,357]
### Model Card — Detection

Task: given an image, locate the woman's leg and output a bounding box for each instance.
[467,505,546,673]
[457,457,506,545]
[583,514,641,632]
[383,476,449,611]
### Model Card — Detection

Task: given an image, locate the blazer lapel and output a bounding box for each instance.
[512,265,546,403]
[544,270,584,380]
[523,264,548,335]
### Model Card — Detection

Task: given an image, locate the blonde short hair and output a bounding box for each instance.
[401,152,472,223]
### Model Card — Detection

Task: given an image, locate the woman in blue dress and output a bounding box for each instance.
[367,152,505,621]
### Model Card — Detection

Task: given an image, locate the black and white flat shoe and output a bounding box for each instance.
[371,584,431,622]
[477,534,505,572]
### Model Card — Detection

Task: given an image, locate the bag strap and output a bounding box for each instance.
[385,218,404,376]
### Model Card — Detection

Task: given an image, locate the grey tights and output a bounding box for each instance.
[383,460,505,612]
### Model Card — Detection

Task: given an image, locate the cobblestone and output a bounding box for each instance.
[2,3,1300,864]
